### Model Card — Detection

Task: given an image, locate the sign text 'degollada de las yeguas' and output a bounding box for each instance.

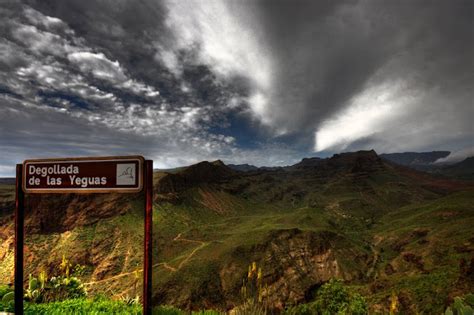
[22,156,144,193]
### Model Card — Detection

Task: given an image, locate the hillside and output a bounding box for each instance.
[380,151,450,167]
[434,157,474,181]
[380,151,474,180]
[0,150,473,314]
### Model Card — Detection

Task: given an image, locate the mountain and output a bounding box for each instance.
[381,151,474,180]
[433,157,474,180]
[289,157,323,169]
[227,164,259,172]
[380,151,450,167]
[0,150,473,314]
[0,178,15,185]
[156,160,235,194]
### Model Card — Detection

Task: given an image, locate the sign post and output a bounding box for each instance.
[144,160,153,315]
[15,164,24,314]
[15,156,152,315]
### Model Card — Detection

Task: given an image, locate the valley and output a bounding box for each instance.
[0,150,473,314]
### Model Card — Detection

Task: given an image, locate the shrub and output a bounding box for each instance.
[445,295,474,315]
[1,291,14,303]
[152,305,223,315]
[313,279,367,315]
[153,305,185,315]
[0,284,13,298]
[25,256,87,303]
[0,285,14,312]
[284,279,368,315]
[234,261,267,315]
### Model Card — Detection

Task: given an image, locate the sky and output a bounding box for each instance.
[0,0,473,176]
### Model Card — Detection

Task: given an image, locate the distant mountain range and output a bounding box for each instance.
[0,178,15,185]
[227,151,473,181]
[380,151,473,180]
[380,151,450,166]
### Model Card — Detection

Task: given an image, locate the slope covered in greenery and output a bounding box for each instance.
[0,150,473,314]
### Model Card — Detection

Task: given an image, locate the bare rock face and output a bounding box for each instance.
[220,229,356,311]
[326,150,385,176]
[154,228,364,312]
[261,230,342,309]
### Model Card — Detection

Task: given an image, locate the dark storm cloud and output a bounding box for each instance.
[0,0,472,175]
[249,0,473,133]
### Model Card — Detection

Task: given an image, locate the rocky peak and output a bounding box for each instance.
[156,160,235,194]
[322,150,385,176]
[292,157,323,169]
[211,160,225,167]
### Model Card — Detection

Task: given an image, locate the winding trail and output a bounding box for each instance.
[366,235,383,279]
[84,231,207,287]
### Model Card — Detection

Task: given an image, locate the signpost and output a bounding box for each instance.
[15,156,153,315]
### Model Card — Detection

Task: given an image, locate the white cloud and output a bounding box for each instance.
[155,47,182,76]
[23,6,66,31]
[161,0,275,124]
[68,51,127,81]
[0,94,243,176]
[68,51,160,97]
[12,24,77,57]
[314,80,414,151]
[435,147,474,164]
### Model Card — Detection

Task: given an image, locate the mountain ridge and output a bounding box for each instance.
[0,150,473,313]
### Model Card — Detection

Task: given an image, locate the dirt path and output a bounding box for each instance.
[366,235,383,279]
[84,231,207,287]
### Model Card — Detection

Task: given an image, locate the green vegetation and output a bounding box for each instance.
[1,297,141,314]
[283,279,368,315]
[0,284,14,311]
[445,294,474,315]
[24,255,86,304]
[153,305,222,315]
[233,262,267,315]
[1,153,473,313]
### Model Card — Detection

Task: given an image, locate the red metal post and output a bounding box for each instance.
[143,160,153,315]
[15,164,24,315]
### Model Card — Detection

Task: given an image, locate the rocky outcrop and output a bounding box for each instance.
[326,150,384,173]
[156,160,236,194]
[258,229,344,309]
[290,157,323,169]
[219,229,362,311]
[152,228,365,312]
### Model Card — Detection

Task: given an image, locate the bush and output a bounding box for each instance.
[313,279,367,315]
[25,273,87,303]
[152,305,223,315]
[445,294,474,315]
[25,256,87,303]
[0,284,13,298]
[153,305,185,315]
[284,279,368,315]
[234,262,267,315]
[0,285,14,312]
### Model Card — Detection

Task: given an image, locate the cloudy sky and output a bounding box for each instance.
[0,0,472,176]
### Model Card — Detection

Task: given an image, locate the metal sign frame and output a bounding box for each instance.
[15,156,153,315]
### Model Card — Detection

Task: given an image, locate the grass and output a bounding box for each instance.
[22,297,142,315]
